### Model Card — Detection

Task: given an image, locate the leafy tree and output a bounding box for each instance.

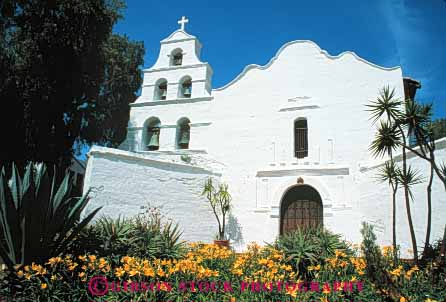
[432,118,446,140]
[0,0,144,171]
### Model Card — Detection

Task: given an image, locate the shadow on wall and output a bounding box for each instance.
[227,213,244,245]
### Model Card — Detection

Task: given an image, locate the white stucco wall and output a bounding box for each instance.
[83,147,221,243]
[84,30,446,254]
[359,141,446,256]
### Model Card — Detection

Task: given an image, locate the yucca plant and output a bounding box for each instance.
[97,215,133,257]
[0,162,101,268]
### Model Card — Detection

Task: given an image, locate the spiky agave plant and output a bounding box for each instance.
[0,162,101,268]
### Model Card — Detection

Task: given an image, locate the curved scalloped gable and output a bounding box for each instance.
[214,40,401,92]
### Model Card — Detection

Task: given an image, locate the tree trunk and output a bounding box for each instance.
[392,183,398,263]
[402,146,418,263]
[424,165,434,256]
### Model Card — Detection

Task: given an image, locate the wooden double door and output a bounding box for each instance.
[280,185,323,234]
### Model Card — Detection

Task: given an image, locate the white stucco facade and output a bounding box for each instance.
[83,24,446,254]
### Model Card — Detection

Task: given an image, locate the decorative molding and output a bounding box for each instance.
[127,122,212,131]
[143,63,210,73]
[143,78,207,87]
[137,149,208,155]
[88,146,219,176]
[279,105,320,112]
[130,96,213,107]
[190,122,212,127]
[213,40,401,92]
[256,166,350,178]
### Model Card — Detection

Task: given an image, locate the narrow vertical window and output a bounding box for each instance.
[294,119,308,158]
[177,118,190,149]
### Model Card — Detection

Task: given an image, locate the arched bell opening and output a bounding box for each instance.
[144,117,161,151]
[176,117,191,149]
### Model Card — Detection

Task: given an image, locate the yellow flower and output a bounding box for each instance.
[78,272,85,278]
[335,250,346,258]
[389,265,403,277]
[425,298,437,302]
[68,263,78,271]
[129,269,139,277]
[78,255,87,262]
[157,268,165,277]
[41,283,47,289]
[115,267,125,278]
[16,270,24,278]
[51,275,57,281]
[47,257,62,266]
[143,267,155,277]
[400,297,407,302]
[88,255,97,262]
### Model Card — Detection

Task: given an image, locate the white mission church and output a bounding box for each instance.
[83,17,446,254]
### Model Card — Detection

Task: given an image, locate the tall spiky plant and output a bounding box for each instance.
[367,86,419,262]
[377,160,400,263]
[0,162,101,268]
[202,178,233,241]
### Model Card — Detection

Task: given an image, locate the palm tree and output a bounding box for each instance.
[377,160,400,263]
[403,101,443,256]
[367,86,419,263]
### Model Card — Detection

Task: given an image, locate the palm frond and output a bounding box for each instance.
[369,120,402,158]
[396,166,424,200]
[366,86,403,123]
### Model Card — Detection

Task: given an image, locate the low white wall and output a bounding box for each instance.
[83,147,220,243]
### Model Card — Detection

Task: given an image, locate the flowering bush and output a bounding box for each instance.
[1,226,444,301]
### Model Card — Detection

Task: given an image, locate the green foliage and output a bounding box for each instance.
[129,206,186,259]
[68,206,186,260]
[97,216,134,256]
[202,178,233,240]
[431,118,446,140]
[271,226,349,275]
[0,0,144,169]
[369,120,402,158]
[0,162,101,268]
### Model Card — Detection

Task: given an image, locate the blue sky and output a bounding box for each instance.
[114,0,446,118]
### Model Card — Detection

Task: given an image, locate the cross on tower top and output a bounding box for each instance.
[178,16,189,31]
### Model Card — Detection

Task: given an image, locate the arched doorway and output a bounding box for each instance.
[280,185,323,234]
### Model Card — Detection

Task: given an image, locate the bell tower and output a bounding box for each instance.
[139,17,213,102]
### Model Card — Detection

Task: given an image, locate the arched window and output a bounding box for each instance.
[178,76,192,98]
[294,118,308,158]
[170,48,183,66]
[154,79,167,101]
[145,117,161,151]
[176,117,190,149]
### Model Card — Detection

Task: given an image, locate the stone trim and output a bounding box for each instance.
[256,167,350,177]
[130,96,213,107]
[87,146,219,176]
[143,63,210,73]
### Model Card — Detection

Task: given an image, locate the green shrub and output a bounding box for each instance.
[129,205,186,259]
[0,162,101,268]
[270,226,350,276]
